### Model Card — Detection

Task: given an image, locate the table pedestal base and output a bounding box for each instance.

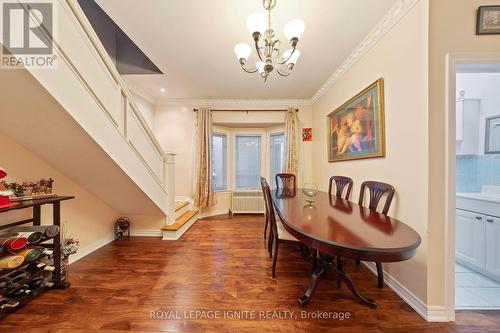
[298,258,377,308]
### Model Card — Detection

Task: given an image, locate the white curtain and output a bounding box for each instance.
[193,108,214,209]
[284,108,300,178]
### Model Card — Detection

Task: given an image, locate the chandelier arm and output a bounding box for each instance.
[241,63,259,74]
[254,40,265,62]
[278,46,296,65]
[276,64,294,76]
[276,64,291,77]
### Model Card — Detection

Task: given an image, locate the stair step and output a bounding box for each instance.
[162,210,199,231]
[175,201,190,212]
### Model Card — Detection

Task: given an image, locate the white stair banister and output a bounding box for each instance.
[165,152,176,225]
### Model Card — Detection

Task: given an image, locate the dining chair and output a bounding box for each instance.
[275,173,296,191]
[327,176,354,287]
[328,176,353,200]
[260,177,301,278]
[357,180,395,288]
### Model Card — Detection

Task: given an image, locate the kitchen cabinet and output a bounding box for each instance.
[456,209,500,282]
[485,216,500,279]
[456,99,480,155]
[456,209,486,271]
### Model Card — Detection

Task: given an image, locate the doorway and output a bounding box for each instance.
[454,64,500,309]
[446,54,500,313]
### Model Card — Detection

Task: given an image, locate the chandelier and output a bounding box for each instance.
[234,0,305,82]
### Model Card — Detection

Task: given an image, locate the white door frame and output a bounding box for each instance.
[444,52,500,320]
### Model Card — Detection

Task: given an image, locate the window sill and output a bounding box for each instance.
[213,190,232,194]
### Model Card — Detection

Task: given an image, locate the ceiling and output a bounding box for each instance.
[96,0,397,100]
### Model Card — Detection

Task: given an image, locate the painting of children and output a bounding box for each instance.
[328,79,386,162]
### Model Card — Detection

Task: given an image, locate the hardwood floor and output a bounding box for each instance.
[1,214,499,332]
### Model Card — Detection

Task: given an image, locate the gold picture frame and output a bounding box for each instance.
[327,78,386,162]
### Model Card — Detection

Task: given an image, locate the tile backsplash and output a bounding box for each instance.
[456,154,500,192]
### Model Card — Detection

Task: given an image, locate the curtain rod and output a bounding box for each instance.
[193,108,299,112]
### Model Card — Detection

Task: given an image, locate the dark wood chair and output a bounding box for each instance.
[357,180,395,288]
[275,173,296,191]
[260,177,301,278]
[358,181,395,215]
[327,176,353,287]
[328,176,353,200]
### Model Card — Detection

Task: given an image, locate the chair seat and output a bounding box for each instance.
[276,220,299,242]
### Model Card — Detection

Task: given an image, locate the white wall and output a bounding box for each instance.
[130,91,156,130]
[456,73,500,154]
[154,102,313,198]
[311,0,429,303]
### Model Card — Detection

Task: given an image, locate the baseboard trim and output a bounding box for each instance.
[130,229,162,237]
[363,262,448,322]
[68,234,115,265]
[427,305,449,322]
[201,208,230,218]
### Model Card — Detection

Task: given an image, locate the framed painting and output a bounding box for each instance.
[477,6,500,35]
[327,78,385,162]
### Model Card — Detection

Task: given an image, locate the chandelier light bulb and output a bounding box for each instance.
[234,43,252,60]
[246,12,267,33]
[284,19,305,41]
[282,49,301,65]
[257,61,265,74]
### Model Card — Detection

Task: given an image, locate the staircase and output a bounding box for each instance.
[161,201,200,240]
[0,0,195,236]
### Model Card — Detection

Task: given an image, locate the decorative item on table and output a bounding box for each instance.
[327,78,386,162]
[114,217,131,240]
[302,128,312,142]
[477,6,500,35]
[0,167,20,209]
[0,177,56,201]
[303,183,319,205]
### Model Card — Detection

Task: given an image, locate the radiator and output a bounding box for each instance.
[232,191,265,214]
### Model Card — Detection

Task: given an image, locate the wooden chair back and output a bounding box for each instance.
[260,177,278,238]
[358,181,395,215]
[275,173,296,191]
[328,176,353,200]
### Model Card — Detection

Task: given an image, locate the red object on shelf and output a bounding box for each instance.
[1,237,28,250]
[0,167,19,208]
[0,196,19,209]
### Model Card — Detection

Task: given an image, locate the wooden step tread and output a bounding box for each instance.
[175,201,189,212]
[161,210,199,231]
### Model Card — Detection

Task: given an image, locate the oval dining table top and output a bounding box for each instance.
[271,188,422,262]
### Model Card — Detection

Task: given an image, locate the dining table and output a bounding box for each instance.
[271,188,421,308]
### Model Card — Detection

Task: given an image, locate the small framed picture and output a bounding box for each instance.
[302,128,312,142]
[477,6,500,35]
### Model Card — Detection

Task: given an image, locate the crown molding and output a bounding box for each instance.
[311,0,420,103]
[156,98,312,107]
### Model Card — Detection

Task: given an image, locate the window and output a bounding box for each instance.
[212,133,227,191]
[270,133,285,187]
[235,135,261,189]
